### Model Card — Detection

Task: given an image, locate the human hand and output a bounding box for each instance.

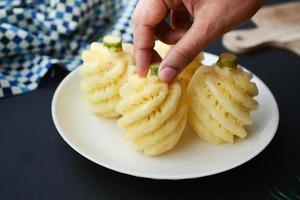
[132,0,264,83]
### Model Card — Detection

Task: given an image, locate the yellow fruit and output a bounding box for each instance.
[154,40,170,58]
[116,73,187,156]
[187,62,259,144]
[154,40,203,86]
[178,52,204,86]
[79,42,134,118]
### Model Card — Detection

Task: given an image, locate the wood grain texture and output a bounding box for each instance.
[222,2,300,55]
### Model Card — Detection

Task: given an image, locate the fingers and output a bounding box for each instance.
[158,0,262,83]
[159,13,223,83]
[132,0,167,76]
[133,0,263,83]
[155,21,187,45]
[171,10,193,29]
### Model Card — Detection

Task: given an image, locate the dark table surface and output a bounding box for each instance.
[1,0,300,199]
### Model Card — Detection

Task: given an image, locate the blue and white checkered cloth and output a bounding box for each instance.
[0,0,137,98]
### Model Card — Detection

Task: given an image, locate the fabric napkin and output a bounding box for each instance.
[0,0,137,98]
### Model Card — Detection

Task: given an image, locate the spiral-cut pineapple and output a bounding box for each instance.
[79,37,134,118]
[187,53,258,144]
[154,40,203,86]
[116,69,187,156]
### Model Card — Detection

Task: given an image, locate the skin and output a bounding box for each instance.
[132,0,265,83]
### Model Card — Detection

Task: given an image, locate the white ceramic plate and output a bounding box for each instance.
[52,52,279,180]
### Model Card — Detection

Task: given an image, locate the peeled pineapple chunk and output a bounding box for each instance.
[79,39,134,118]
[154,40,203,86]
[116,72,187,156]
[187,53,259,144]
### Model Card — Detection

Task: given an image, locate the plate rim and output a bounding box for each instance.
[51,52,279,180]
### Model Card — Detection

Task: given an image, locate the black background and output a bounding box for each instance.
[1,0,300,199]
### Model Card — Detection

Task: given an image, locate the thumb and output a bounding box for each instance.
[158,18,221,83]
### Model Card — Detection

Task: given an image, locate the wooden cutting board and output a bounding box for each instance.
[222,2,300,56]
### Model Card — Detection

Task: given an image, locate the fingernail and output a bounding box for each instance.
[137,67,148,77]
[159,67,177,83]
